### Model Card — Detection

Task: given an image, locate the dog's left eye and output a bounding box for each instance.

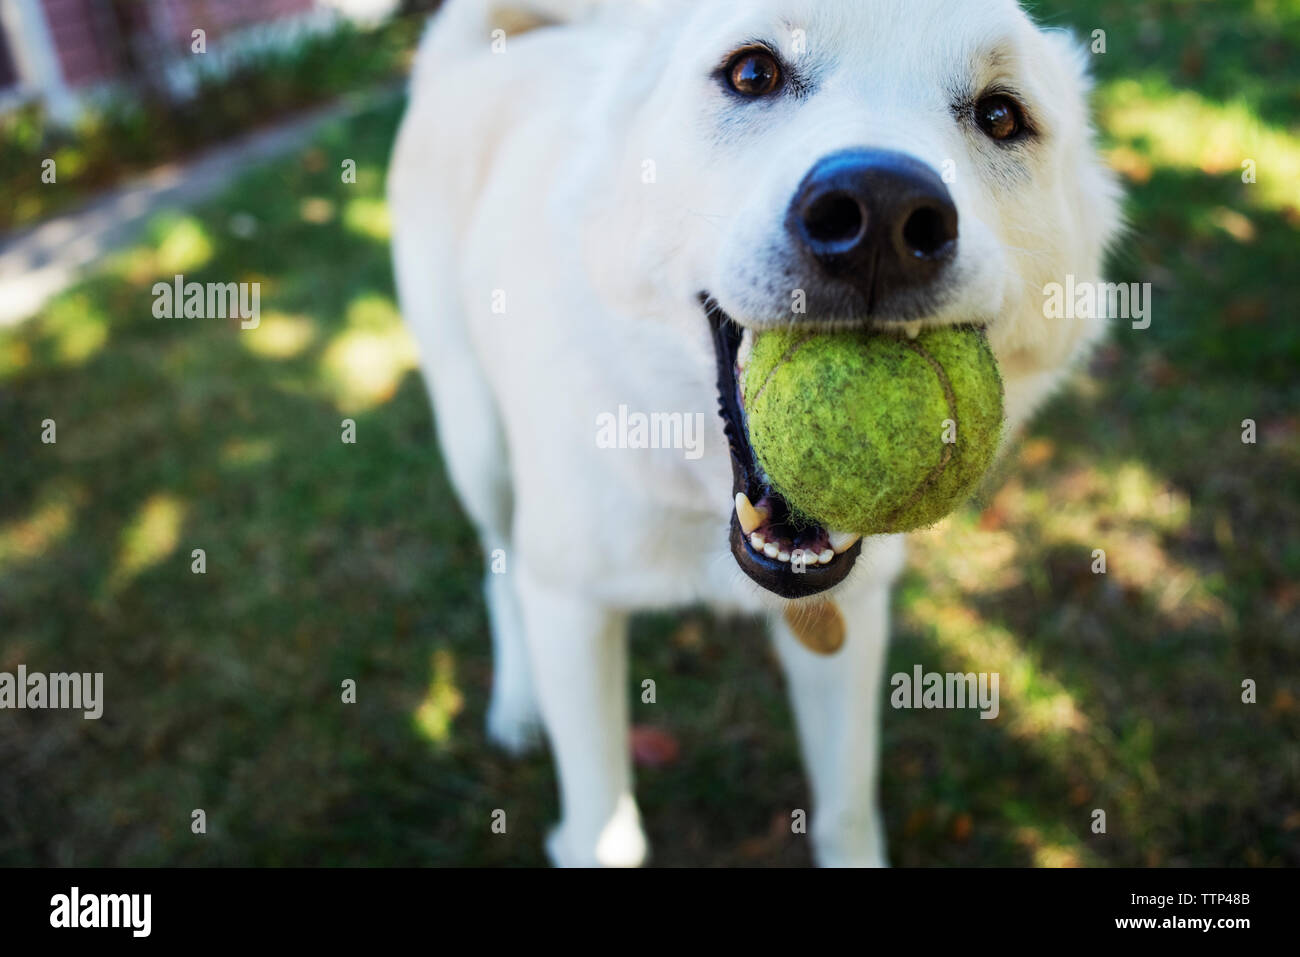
[974,94,1025,141]
[726,49,783,97]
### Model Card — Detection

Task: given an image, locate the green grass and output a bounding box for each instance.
[2,0,1298,866]
[0,16,421,233]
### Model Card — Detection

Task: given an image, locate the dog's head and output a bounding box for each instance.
[575,0,1121,598]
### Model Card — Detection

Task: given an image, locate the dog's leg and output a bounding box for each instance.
[417,352,541,754]
[484,563,542,754]
[516,563,646,867]
[390,116,543,754]
[772,583,892,867]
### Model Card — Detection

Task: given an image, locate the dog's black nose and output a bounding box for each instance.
[787,148,958,309]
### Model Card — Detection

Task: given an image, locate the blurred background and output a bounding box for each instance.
[0,0,1297,866]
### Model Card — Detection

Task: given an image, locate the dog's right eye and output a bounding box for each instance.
[726,49,783,97]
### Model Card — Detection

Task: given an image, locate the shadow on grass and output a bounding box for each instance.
[1,0,1298,866]
[0,101,554,866]
[1028,0,1300,129]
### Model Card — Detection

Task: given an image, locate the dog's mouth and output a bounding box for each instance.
[704,295,864,600]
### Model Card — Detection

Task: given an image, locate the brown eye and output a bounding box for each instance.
[974,94,1024,141]
[727,49,782,97]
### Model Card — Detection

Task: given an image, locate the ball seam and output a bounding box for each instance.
[881,337,958,530]
[748,330,818,408]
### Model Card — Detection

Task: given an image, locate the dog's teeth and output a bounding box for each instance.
[763,542,780,559]
[829,530,861,554]
[735,492,769,535]
[903,320,923,340]
[818,548,835,565]
[750,532,765,551]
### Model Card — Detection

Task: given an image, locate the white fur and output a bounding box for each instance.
[389,0,1120,866]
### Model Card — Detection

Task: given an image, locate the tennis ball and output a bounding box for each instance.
[741,325,1004,535]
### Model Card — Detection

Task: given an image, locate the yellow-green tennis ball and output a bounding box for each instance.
[741,325,1004,535]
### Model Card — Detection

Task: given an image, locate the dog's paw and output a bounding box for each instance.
[813,811,889,867]
[815,848,889,868]
[485,700,543,756]
[545,797,649,867]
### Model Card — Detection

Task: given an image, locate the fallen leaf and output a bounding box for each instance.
[951,812,973,843]
[630,725,680,768]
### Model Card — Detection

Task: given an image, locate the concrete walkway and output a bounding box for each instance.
[0,86,403,326]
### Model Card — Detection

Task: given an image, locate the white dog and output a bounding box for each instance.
[388,0,1120,866]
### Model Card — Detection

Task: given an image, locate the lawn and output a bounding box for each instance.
[1,0,1297,866]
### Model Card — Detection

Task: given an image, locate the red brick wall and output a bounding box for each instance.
[41,0,119,86]
[152,0,316,49]
[41,0,318,87]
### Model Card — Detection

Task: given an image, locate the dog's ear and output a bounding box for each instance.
[487,0,611,34]
[483,0,680,44]
[1037,28,1099,95]
[488,5,559,36]
[986,25,1126,397]
[1036,28,1126,272]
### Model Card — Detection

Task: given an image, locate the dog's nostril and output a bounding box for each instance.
[803,191,865,248]
[901,205,954,259]
[787,148,960,307]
